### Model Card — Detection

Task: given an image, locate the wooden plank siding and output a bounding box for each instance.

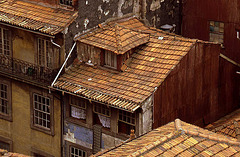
[153,42,220,128]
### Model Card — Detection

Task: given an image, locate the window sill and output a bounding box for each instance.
[65,117,90,129]
[31,124,54,136]
[0,113,12,122]
[59,4,74,11]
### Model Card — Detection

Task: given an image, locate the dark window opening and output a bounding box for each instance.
[60,0,73,6]
[0,140,10,151]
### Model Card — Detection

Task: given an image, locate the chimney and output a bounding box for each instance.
[130,129,136,140]
[234,121,240,141]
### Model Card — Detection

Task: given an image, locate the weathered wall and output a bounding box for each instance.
[141,95,153,134]
[146,0,181,34]
[218,58,240,117]
[182,0,240,120]
[0,78,61,156]
[10,27,64,69]
[66,0,140,66]
[12,29,35,64]
[182,0,240,62]
[153,42,220,128]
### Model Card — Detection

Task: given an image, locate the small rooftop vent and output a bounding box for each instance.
[160,24,176,33]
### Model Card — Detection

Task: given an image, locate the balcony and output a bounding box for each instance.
[0,54,58,87]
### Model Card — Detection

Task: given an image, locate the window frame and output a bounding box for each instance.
[209,21,224,44]
[0,26,12,57]
[66,141,91,157]
[30,88,54,136]
[93,103,111,117]
[69,95,87,121]
[0,136,13,152]
[0,77,12,121]
[59,0,73,6]
[118,110,136,135]
[37,37,54,68]
[31,147,54,157]
[104,50,117,69]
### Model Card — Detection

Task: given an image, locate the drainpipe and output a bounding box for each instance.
[51,38,61,48]
[51,42,76,87]
[152,87,158,129]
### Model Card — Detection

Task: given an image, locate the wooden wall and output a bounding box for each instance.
[153,42,220,128]
[181,0,240,122]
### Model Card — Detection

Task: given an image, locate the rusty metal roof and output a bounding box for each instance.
[0,0,78,35]
[93,119,240,156]
[76,24,150,54]
[53,17,196,112]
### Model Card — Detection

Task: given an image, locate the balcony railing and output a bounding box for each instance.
[0,54,58,86]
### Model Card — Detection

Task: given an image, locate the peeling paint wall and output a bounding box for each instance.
[64,122,93,149]
[101,133,123,149]
[66,0,139,66]
[146,0,181,34]
[64,122,124,153]
[141,95,153,134]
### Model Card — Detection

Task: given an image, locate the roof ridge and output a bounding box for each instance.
[114,24,122,53]
[175,119,240,145]
[128,131,178,157]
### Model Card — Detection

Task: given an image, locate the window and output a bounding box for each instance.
[60,0,73,6]
[209,21,224,44]
[70,146,87,157]
[118,110,135,135]
[0,140,10,151]
[37,38,53,68]
[31,90,53,135]
[0,136,12,152]
[105,50,117,69]
[31,148,54,157]
[70,96,86,120]
[93,103,111,128]
[0,83,8,115]
[33,93,51,129]
[0,78,12,121]
[0,27,11,56]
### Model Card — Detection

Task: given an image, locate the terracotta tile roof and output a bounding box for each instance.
[0,149,29,157]
[0,0,78,35]
[76,24,150,54]
[53,17,196,112]
[92,119,240,157]
[206,109,240,139]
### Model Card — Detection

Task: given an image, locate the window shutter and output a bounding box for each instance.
[93,124,102,154]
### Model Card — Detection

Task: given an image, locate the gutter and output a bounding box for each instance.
[0,22,55,38]
[51,42,76,87]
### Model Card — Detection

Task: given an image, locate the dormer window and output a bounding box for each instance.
[104,50,117,69]
[60,0,72,6]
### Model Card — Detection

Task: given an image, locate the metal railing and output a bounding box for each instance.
[0,54,57,85]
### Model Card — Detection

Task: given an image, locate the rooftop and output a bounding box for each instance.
[76,24,150,54]
[0,149,29,157]
[206,108,240,139]
[53,17,197,112]
[93,119,240,156]
[0,0,78,35]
